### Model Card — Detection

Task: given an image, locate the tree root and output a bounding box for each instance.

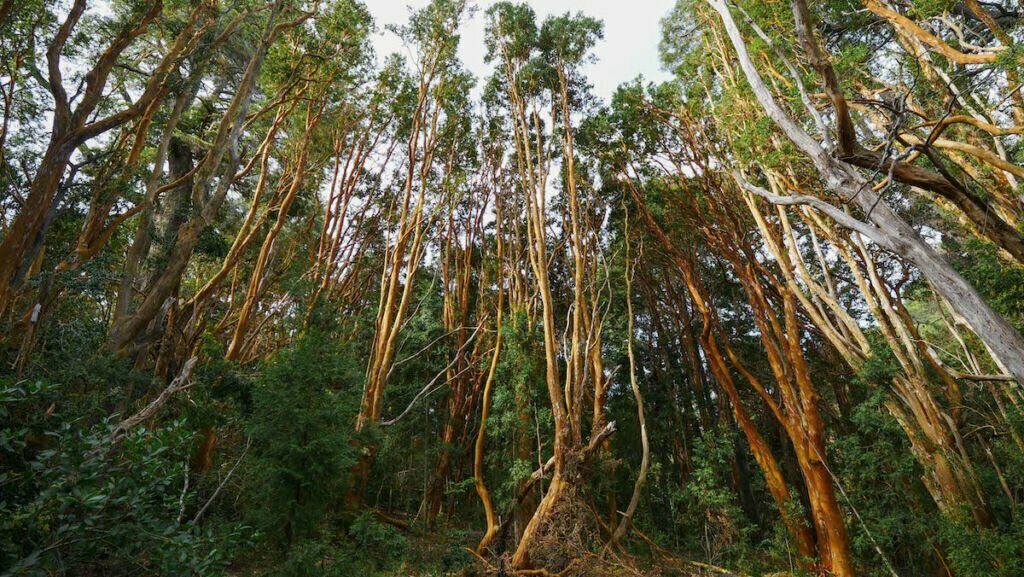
[512,559,579,576]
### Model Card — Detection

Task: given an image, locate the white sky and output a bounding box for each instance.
[367,0,677,102]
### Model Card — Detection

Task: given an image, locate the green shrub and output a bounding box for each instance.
[348,511,409,571]
[244,331,361,549]
[0,380,238,577]
[268,539,354,577]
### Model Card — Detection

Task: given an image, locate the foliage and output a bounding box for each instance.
[669,426,761,572]
[0,380,240,577]
[243,330,362,548]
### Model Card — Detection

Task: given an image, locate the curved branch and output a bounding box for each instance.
[863,0,1001,65]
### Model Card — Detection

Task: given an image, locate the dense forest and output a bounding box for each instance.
[3,0,1024,575]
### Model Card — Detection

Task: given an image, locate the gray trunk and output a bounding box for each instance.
[708,0,1024,385]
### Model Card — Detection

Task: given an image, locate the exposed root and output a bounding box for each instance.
[487,490,663,577]
[515,488,600,574]
[372,508,411,530]
[512,559,579,576]
[464,547,498,574]
[467,508,747,577]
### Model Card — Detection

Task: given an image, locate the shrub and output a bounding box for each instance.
[0,380,236,576]
[244,331,361,549]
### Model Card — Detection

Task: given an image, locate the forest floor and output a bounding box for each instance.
[222,514,754,576]
[390,532,750,577]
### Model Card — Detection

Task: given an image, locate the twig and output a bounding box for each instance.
[190,436,251,525]
[108,356,198,447]
[380,324,485,426]
[177,460,191,524]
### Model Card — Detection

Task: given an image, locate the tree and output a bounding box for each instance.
[701,0,1024,391]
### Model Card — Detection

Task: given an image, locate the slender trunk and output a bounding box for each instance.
[473,304,503,552]
[607,217,649,547]
[631,192,819,568]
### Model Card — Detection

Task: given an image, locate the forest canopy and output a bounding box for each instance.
[2,0,1024,576]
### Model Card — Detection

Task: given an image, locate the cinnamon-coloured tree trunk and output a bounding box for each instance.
[351,3,469,508]
[0,1,208,317]
[630,191,819,569]
[473,187,505,553]
[225,95,326,361]
[108,0,296,354]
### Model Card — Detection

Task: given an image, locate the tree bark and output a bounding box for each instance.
[707,0,1024,386]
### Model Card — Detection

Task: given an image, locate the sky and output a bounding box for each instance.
[367,0,678,102]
